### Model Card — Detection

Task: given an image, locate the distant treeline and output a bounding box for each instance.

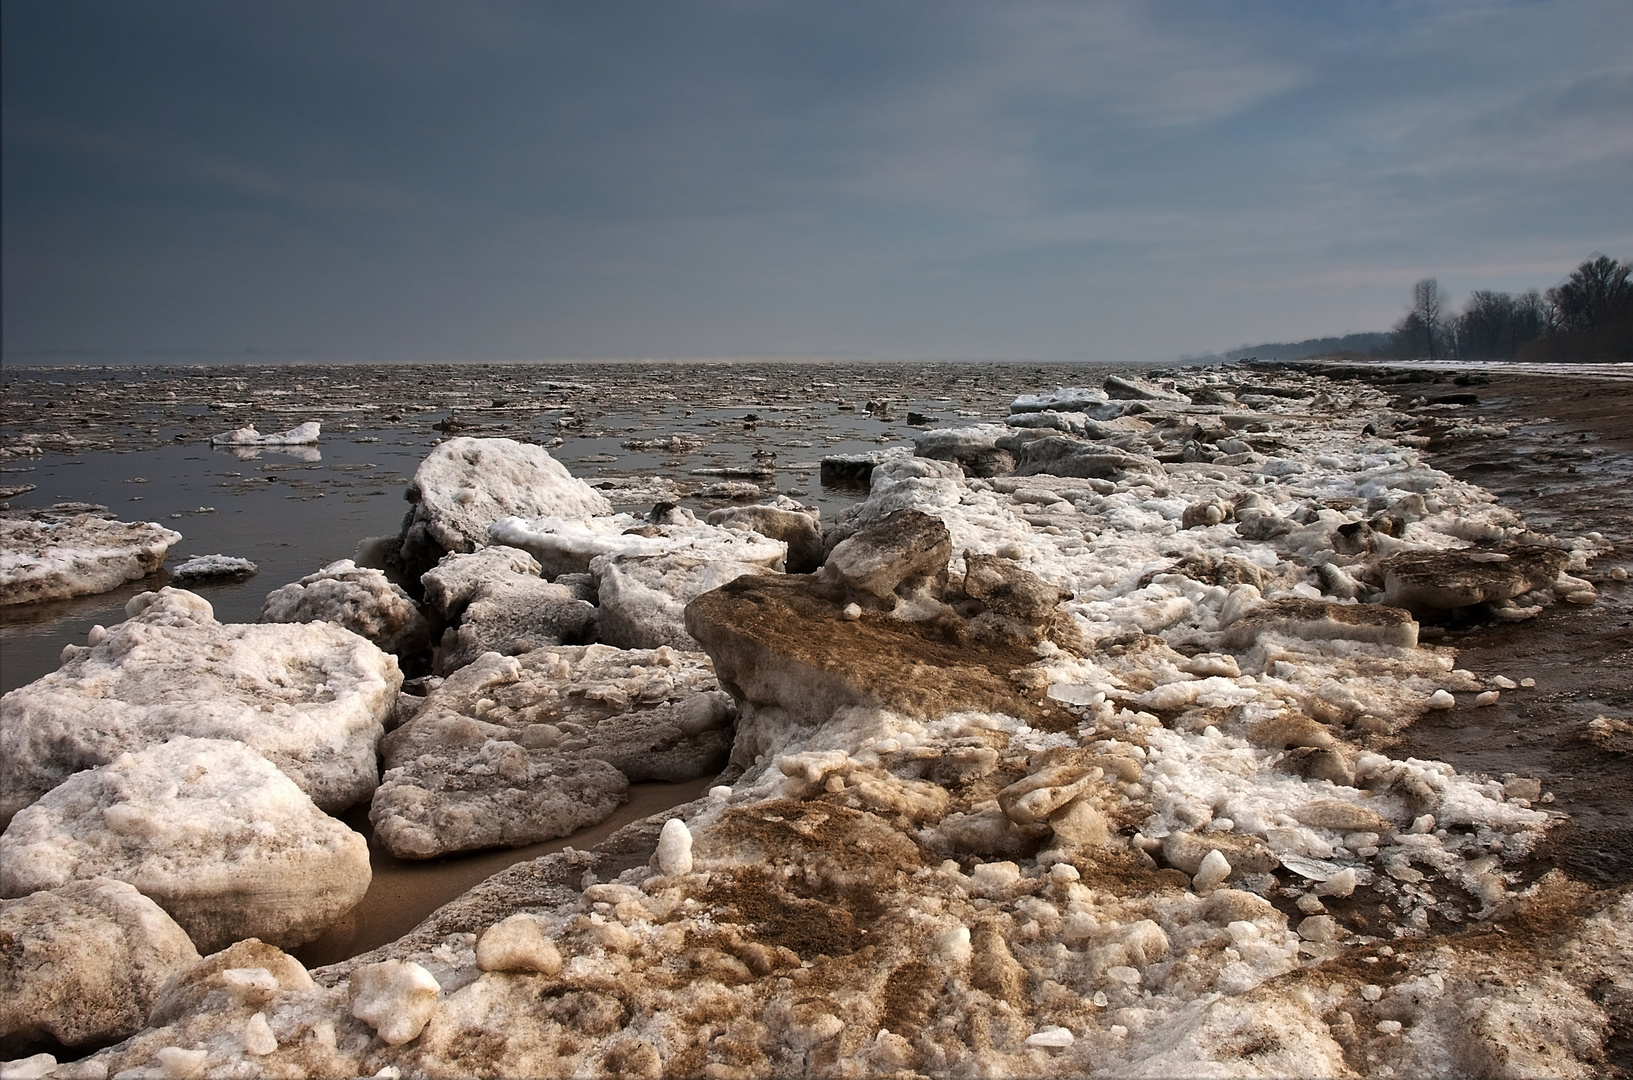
[1380,254,1632,362]
[1203,332,1392,364]
[1203,254,1632,366]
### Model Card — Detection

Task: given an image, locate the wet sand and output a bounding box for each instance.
[1384,374,1633,885]
[293,776,716,968]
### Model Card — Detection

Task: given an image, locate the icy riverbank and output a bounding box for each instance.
[2,364,1629,1077]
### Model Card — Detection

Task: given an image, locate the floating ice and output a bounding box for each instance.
[0,511,181,605]
[208,421,320,446]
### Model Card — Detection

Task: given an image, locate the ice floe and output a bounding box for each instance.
[0,738,370,952]
[0,507,180,605]
[208,421,321,446]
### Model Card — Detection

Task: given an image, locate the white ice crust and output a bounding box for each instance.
[0,737,370,953]
[0,587,400,824]
[208,421,321,446]
[0,513,181,605]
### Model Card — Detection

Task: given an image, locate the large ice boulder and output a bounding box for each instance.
[394,437,613,580]
[421,548,597,676]
[260,558,431,657]
[370,645,732,858]
[593,539,784,650]
[0,509,180,605]
[0,588,400,825]
[371,736,630,860]
[0,738,371,953]
[0,878,200,1053]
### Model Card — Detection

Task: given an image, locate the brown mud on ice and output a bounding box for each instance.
[1370,374,1633,883]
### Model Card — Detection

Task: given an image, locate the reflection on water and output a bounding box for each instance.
[222,444,322,463]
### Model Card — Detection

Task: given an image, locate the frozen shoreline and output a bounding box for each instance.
[2,362,1631,1077]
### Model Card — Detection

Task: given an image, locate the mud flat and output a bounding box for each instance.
[2,362,1631,1078]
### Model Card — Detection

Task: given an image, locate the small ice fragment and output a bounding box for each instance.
[709,785,733,801]
[155,1047,208,1079]
[1491,676,1517,690]
[243,1013,278,1056]
[1426,689,1455,709]
[938,926,972,963]
[1362,984,1383,1002]
[841,603,862,620]
[657,817,694,875]
[476,914,563,975]
[1376,1020,1403,1035]
[1315,868,1358,898]
[1611,567,1628,581]
[1050,863,1080,883]
[0,1055,57,1080]
[1520,677,1536,688]
[350,960,440,1046]
[1474,691,1499,707]
[222,967,279,1006]
[1193,849,1231,891]
[1408,814,1435,834]
[1026,1026,1075,1048]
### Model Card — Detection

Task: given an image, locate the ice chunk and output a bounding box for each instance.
[475,914,563,975]
[0,738,371,952]
[209,421,320,446]
[392,436,613,579]
[0,511,180,605]
[1193,849,1232,891]
[350,960,440,1046]
[0,878,199,1050]
[657,817,694,875]
[261,559,430,656]
[1,588,399,824]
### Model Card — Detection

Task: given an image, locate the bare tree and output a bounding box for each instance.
[1412,278,1442,360]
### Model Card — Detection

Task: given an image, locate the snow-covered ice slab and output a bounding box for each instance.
[208,421,320,446]
[0,588,401,825]
[371,645,731,858]
[0,737,371,953]
[170,553,258,582]
[0,510,180,605]
[393,437,612,579]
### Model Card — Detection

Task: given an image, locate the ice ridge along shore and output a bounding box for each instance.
[1,365,1628,1078]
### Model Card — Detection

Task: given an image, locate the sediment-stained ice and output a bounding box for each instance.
[46,368,1627,1079]
[0,587,400,824]
[370,645,731,857]
[0,878,200,1053]
[0,738,371,953]
[0,510,180,605]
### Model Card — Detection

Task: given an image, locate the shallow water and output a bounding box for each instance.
[2,359,1119,691]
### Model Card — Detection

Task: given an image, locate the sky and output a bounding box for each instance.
[3,1,1630,365]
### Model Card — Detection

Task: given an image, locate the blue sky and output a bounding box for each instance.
[3,1,1630,363]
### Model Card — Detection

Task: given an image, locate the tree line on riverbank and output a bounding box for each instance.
[1384,254,1632,362]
